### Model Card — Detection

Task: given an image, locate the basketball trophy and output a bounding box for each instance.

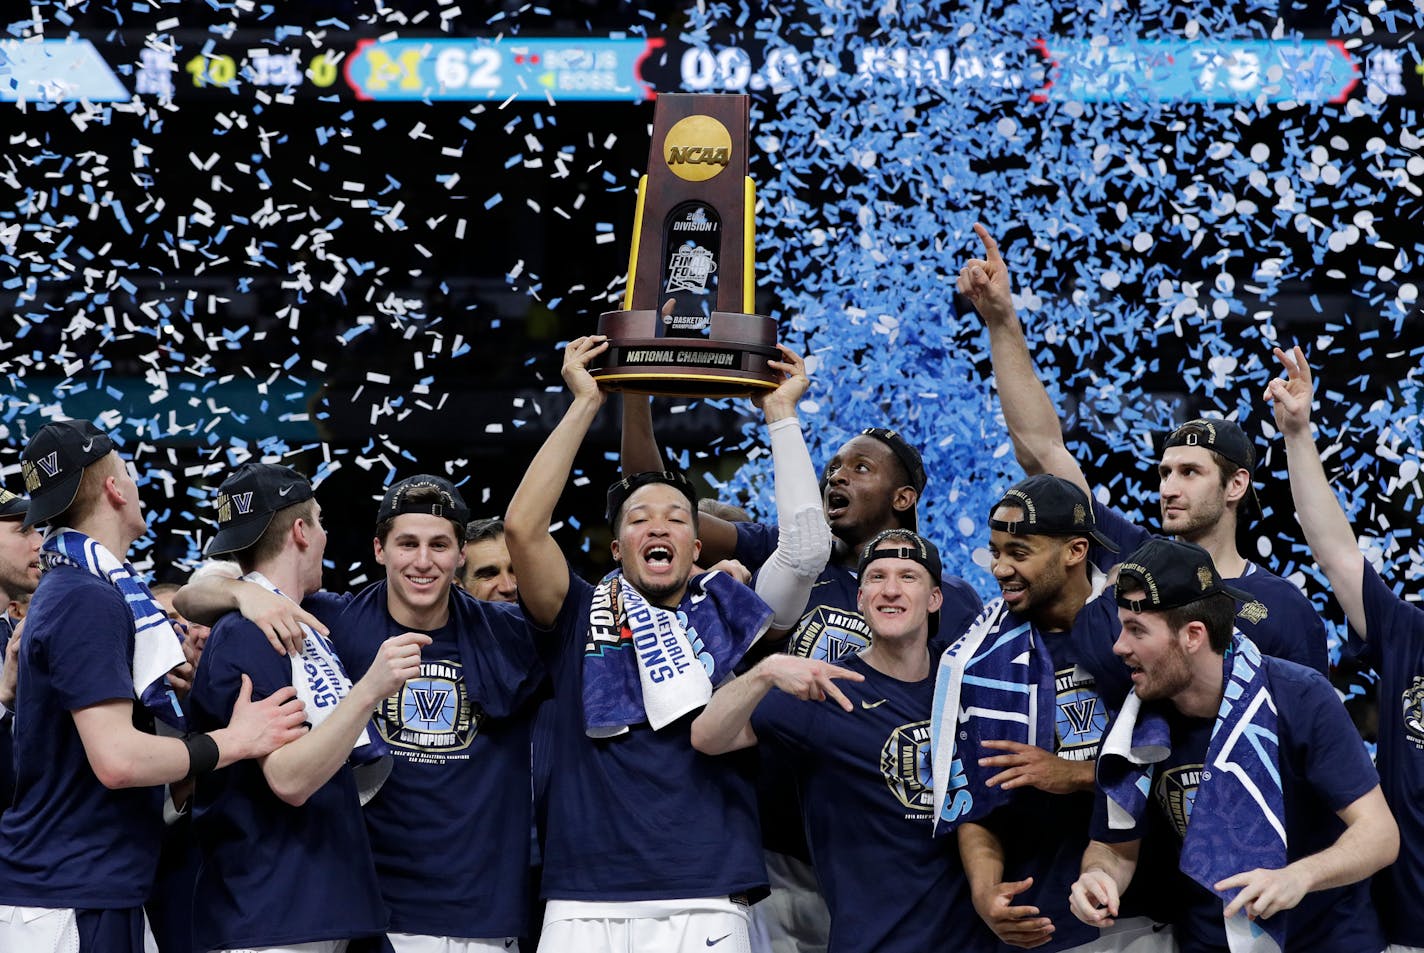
[590,93,779,397]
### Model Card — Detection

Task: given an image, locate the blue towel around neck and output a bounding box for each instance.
[1098,635,1285,953]
[582,569,770,737]
[930,598,1056,833]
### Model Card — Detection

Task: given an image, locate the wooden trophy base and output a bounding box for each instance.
[591,309,780,397]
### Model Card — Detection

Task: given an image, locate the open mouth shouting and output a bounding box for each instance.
[642,544,675,573]
[824,489,850,521]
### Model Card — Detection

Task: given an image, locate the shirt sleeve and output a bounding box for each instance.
[749,687,822,755]
[46,584,138,711]
[1090,499,1152,571]
[1283,665,1380,812]
[526,571,595,681]
[1354,559,1424,671]
[302,589,353,632]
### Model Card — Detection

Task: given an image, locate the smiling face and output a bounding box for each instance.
[1157,445,1240,539]
[460,533,517,603]
[1114,594,1195,702]
[375,512,463,629]
[0,518,41,601]
[822,435,916,544]
[610,482,701,606]
[857,555,942,645]
[987,504,1084,621]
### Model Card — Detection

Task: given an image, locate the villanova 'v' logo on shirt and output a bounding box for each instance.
[1061,698,1100,738]
[410,685,452,725]
[377,658,480,757]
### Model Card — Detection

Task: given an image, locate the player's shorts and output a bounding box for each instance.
[0,905,154,953]
[218,942,347,953]
[1061,917,1176,953]
[539,898,750,953]
[386,935,520,953]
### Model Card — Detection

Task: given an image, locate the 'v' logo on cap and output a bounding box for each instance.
[35,452,60,478]
[231,491,254,515]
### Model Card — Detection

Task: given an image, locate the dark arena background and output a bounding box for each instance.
[5,0,1424,732]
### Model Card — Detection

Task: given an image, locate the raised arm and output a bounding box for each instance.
[960,223,1089,496]
[505,336,607,628]
[261,632,428,806]
[1216,785,1397,921]
[1265,345,1366,634]
[751,347,832,632]
[621,394,664,475]
[689,654,862,755]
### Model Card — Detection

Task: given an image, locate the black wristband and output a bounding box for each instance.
[183,733,221,778]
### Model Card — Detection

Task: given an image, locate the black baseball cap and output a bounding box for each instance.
[20,419,115,529]
[205,463,314,556]
[0,489,28,521]
[1114,538,1254,612]
[857,529,943,581]
[1160,417,1261,515]
[859,427,927,493]
[378,475,470,530]
[988,474,1120,553]
[607,471,698,530]
[1160,418,1255,473]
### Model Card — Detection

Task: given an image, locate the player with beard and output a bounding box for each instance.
[931,474,1149,952]
[505,336,828,953]
[960,224,1326,674]
[1071,537,1394,953]
[1266,345,1424,951]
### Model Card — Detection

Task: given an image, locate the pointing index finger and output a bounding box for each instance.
[974,222,1003,263]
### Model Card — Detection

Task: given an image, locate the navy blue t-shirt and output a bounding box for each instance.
[1093,659,1383,953]
[976,595,1122,953]
[533,571,766,901]
[189,592,387,950]
[330,584,536,939]
[0,567,164,909]
[1354,562,1424,947]
[1091,502,1328,674]
[734,520,982,660]
[751,654,994,953]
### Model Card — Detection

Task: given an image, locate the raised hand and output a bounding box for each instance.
[562,335,610,406]
[362,631,433,700]
[761,654,865,712]
[958,222,1015,322]
[752,344,811,422]
[1264,345,1314,438]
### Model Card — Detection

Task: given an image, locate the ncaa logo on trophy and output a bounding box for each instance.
[590,94,780,397]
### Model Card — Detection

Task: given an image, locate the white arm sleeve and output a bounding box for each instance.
[756,417,832,629]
